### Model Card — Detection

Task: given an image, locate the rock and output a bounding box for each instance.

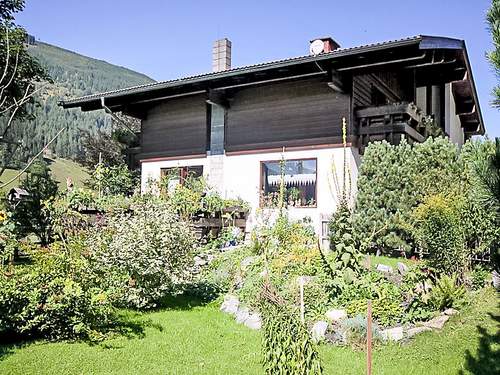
[325,309,347,322]
[220,244,243,253]
[397,262,409,275]
[240,256,257,270]
[423,281,432,292]
[311,321,329,343]
[325,330,347,345]
[235,307,250,324]
[194,256,207,267]
[423,315,449,330]
[220,295,239,315]
[245,313,262,330]
[234,274,244,290]
[415,281,433,294]
[297,275,314,285]
[406,326,432,338]
[376,264,393,273]
[443,308,458,316]
[380,326,404,341]
[493,270,500,290]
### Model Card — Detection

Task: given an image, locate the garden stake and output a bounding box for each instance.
[367,299,372,375]
[366,254,372,375]
[299,276,305,323]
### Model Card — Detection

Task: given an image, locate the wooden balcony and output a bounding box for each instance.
[355,102,426,153]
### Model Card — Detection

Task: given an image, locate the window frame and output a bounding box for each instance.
[160,165,204,186]
[259,157,318,209]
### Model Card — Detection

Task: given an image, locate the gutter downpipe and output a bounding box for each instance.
[100,97,136,136]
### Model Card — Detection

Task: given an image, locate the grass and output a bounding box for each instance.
[0,289,498,374]
[370,255,414,269]
[0,157,88,192]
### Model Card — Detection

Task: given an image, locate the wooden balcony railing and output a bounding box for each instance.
[355,102,426,152]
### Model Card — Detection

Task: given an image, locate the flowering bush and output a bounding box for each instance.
[0,241,114,341]
[89,201,196,309]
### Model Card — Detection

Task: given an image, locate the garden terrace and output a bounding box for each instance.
[192,205,248,239]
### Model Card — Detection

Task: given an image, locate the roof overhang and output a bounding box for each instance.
[59,35,484,135]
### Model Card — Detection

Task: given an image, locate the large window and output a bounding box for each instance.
[160,165,203,190]
[260,159,317,208]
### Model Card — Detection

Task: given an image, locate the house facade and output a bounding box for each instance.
[61,35,484,243]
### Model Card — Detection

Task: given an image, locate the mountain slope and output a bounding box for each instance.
[8,41,154,162]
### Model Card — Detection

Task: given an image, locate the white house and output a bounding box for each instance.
[61,35,484,244]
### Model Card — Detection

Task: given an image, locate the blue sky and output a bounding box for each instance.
[17,0,500,137]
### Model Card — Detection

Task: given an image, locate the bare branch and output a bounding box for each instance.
[0,25,11,88]
[0,82,44,116]
[0,126,67,188]
[0,48,19,102]
[1,83,35,138]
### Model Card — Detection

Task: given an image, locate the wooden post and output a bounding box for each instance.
[366,254,372,375]
[98,152,102,198]
[366,299,372,375]
[299,276,305,323]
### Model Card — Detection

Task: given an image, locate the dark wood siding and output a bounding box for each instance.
[226,78,350,152]
[353,71,414,108]
[140,94,207,158]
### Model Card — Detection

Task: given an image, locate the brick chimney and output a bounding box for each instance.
[212,38,232,72]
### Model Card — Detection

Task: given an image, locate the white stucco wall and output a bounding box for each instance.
[141,156,208,193]
[140,146,360,237]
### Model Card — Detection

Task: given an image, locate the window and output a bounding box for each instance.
[160,165,203,191]
[260,159,317,208]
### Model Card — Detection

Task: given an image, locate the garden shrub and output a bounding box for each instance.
[469,266,491,290]
[353,140,414,253]
[11,160,58,245]
[429,275,466,310]
[87,162,137,196]
[199,245,256,296]
[167,179,204,220]
[461,139,500,271]
[158,174,249,222]
[88,200,196,309]
[399,264,435,322]
[260,283,323,375]
[204,214,333,311]
[0,241,114,341]
[335,271,404,327]
[354,138,462,254]
[414,194,466,276]
[0,209,16,266]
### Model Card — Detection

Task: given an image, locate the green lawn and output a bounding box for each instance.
[0,157,88,192]
[370,255,414,269]
[0,289,498,374]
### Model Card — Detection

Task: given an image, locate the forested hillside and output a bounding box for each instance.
[8,41,154,162]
